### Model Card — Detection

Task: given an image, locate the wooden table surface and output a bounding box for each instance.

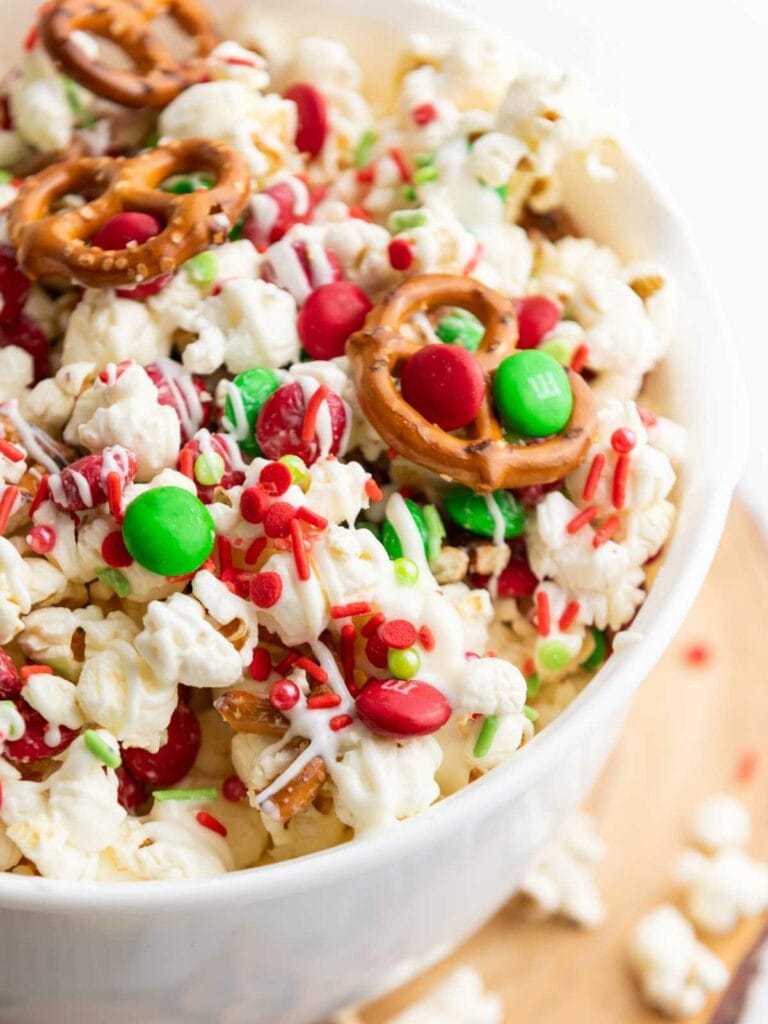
[361,502,768,1023]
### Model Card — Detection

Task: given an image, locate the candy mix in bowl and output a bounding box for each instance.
[0,0,684,882]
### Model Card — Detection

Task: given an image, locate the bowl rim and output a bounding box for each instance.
[0,0,745,914]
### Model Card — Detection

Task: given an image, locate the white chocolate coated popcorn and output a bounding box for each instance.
[386,966,503,1024]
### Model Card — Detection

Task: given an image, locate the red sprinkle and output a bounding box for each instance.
[276,651,299,675]
[264,501,297,539]
[0,439,24,462]
[244,536,267,565]
[522,657,535,677]
[301,385,329,444]
[684,642,711,666]
[0,486,19,536]
[566,505,598,534]
[638,407,658,428]
[215,534,232,574]
[20,664,52,678]
[196,810,227,837]
[389,147,412,182]
[269,678,300,710]
[558,601,580,632]
[330,714,354,732]
[250,571,283,608]
[364,478,383,502]
[222,775,248,801]
[593,515,621,548]
[341,623,357,692]
[388,238,414,271]
[411,102,438,126]
[29,474,49,517]
[582,453,606,502]
[570,344,589,374]
[101,530,133,568]
[26,524,56,555]
[106,471,124,523]
[331,602,372,619]
[380,619,418,650]
[418,625,435,651]
[361,611,386,638]
[250,647,272,681]
[611,428,637,454]
[296,506,329,531]
[612,454,630,510]
[296,656,328,683]
[535,590,551,637]
[736,749,759,784]
[290,518,310,582]
[179,447,195,479]
[259,461,292,497]
[307,692,342,710]
[462,242,483,277]
[240,486,268,524]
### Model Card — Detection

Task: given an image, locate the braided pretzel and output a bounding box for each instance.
[40,0,219,109]
[347,275,597,493]
[8,138,250,288]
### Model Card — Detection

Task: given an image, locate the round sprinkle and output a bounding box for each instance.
[250,571,283,608]
[380,619,418,650]
[387,646,421,679]
[611,427,637,454]
[279,454,310,489]
[263,501,297,539]
[249,647,272,681]
[393,557,419,586]
[222,775,247,801]
[101,530,133,568]
[153,787,219,802]
[259,461,292,497]
[493,350,573,438]
[122,487,215,578]
[473,714,500,759]
[239,485,267,524]
[194,450,225,486]
[83,729,122,769]
[26,524,56,555]
[269,678,300,711]
[538,639,573,672]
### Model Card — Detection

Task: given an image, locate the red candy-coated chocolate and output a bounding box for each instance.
[355,678,451,738]
[380,619,418,650]
[0,649,21,699]
[297,281,372,360]
[611,427,637,454]
[0,313,50,381]
[26,524,56,555]
[256,381,348,466]
[400,344,485,431]
[0,244,31,325]
[388,238,414,271]
[262,241,342,303]
[4,701,79,763]
[259,461,292,497]
[250,571,283,608]
[90,212,163,251]
[263,501,296,539]
[145,362,211,443]
[269,678,300,711]
[116,273,173,300]
[49,448,137,512]
[496,557,538,599]
[515,295,561,349]
[101,530,133,568]
[178,434,245,501]
[115,765,149,813]
[243,180,318,248]
[222,774,247,801]
[122,701,201,786]
[284,82,328,158]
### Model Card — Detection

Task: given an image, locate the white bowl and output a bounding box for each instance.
[0,2,744,1021]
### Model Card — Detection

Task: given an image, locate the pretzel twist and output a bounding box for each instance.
[347,275,598,493]
[8,138,250,287]
[40,0,219,109]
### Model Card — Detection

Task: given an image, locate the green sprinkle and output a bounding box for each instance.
[95,567,132,598]
[473,715,500,758]
[580,628,608,672]
[194,450,225,486]
[393,557,419,586]
[413,165,438,185]
[495,183,509,202]
[523,705,540,723]
[401,184,417,202]
[538,639,573,672]
[0,170,12,185]
[356,521,381,540]
[435,308,485,352]
[153,787,219,802]
[382,498,428,560]
[354,128,377,168]
[229,218,245,241]
[63,77,83,115]
[387,646,420,680]
[423,504,446,563]
[413,152,434,168]
[526,673,541,698]
[83,728,122,769]
[388,209,429,233]
[186,250,219,286]
[144,129,160,149]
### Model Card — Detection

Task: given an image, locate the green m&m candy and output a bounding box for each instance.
[223,368,280,456]
[443,485,526,539]
[435,308,485,352]
[381,498,428,560]
[493,350,573,438]
[122,486,215,577]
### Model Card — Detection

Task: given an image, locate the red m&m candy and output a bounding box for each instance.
[122,701,201,786]
[90,212,163,251]
[284,82,328,158]
[515,295,561,350]
[256,381,348,466]
[0,245,31,325]
[297,281,372,360]
[401,344,485,431]
[355,678,451,738]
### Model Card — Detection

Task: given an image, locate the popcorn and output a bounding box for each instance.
[690,793,751,852]
[675,848,768,936]
[62,290,173,368]
[9,48,73,153]
[386,966,503,1024]
[0,346,34,402]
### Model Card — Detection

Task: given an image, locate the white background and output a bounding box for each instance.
[459,0,768,527]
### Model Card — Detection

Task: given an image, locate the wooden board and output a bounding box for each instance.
[361,502,768,1023]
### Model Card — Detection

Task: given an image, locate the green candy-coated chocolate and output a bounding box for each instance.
[435,308,485,352]
[580,628,608,672]
[381,498,428,560]
[443,485,526,539]
[122,486,215,577]
[356,521,381,540]
[387,646,420,680]
[223,367,280,456]
[493,350,573,438]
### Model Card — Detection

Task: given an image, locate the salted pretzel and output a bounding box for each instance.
[8,138,250,288]
[347,275,597,493]
[40,0,219,109]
